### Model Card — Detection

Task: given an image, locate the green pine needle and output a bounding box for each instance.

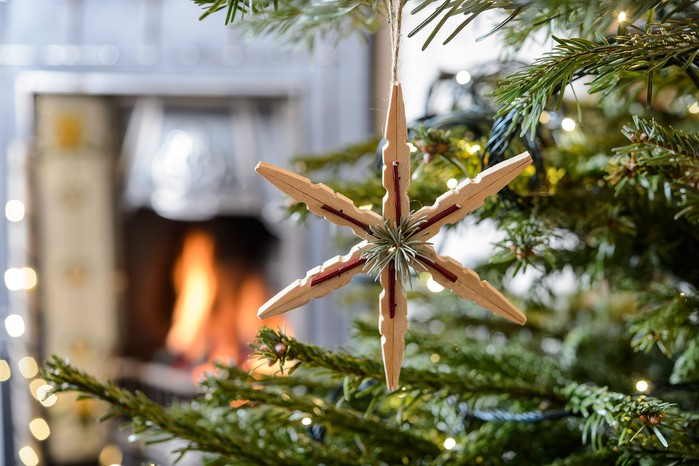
[361,215,432,286]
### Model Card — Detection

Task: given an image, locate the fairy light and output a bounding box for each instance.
[561,118,577,132]
[455,70,471,85]
[5,268,24,291]
[22,268,37,289]
[468,144,481,154]
[301,417,312,426]
[18,446,39,466]
[18,356,39,378]
[407,142,418,153]
[430,353,440,363]
[5,314,26,337]
[688,102,699,114]
[29,418,50,441]
[446,178,458,189]
[99,444,123,466]
[617,11,627,23]
[426,276,444,293]
[635,379,650,393]
[0,360,11,381]
[5,200,25,222]
[443,437,457,450]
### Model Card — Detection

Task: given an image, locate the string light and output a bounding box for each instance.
[29,418,50,441]
[443,437,456,450]
[426,276,444,293]
[301,417,312,426]
[468,144,481,154]
[0,360,11,381]
[5,314,26,338]
[18,446,39,466]
[617,11,627,23]
[688,102,699,114]
[5,200,25,222]
[455,70,471,85]
[561,118,577,132]
[446,178,458,189]
[99,444,123,466]
[635,379,650,393]
[18,357,39,378]
[5,268,24,291]
[22,268,37,289]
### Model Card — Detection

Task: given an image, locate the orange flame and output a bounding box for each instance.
[165,229,287,375]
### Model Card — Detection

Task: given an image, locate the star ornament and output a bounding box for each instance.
[256,83,532,390]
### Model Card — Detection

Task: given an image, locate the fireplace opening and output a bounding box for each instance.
[120,208,285,387]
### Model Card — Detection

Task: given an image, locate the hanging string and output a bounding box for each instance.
[388,0,403,84]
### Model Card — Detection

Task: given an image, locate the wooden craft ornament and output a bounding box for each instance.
[256,83,532,390]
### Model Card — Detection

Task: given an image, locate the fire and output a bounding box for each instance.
[165,229,285,373]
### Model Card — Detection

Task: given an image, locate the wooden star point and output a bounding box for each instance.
[256,83,532,390]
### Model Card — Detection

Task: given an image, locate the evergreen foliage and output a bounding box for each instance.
[44,0,699,464]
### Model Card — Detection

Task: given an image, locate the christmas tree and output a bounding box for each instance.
[44,1,699,464]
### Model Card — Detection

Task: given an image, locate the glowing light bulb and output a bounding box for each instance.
[561,118,577,132]
[635,379,650,393]
[99,444,123,466]
[5,200,25,222]
[0,360,11,381]
[617,11,627,23]
[468,144,481,154]
[301,417,312,426]
[5,268,24,291]
[426,276,444,293]
[688,102,699,114]
[18,446,39,466]
[539,111,550,124]
[5,314,26,337]
[29,418,50,441]
[444,437,456,450]
[22,268,37,290]
[455,70,471,85]
[446,178,458,189]
[18,357,39,378]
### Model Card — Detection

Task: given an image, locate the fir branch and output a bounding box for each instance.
[252,327,561,400]
[492,16,699,137]
[560,382,693,453]
[43,357,307,466]
[194,0,385,46]
[202,366,441,460]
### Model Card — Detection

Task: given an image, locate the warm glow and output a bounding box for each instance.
[166,231,219,361]
[446,178,458,189]
[18,357,39,378]
[636,379,650,392]
[5,268,24,291]
[29,418,50,441]
[561,118,577,131]
[99,444,123,466]
[426,276,444,293]
[468,144,481,154]
[22,268,37,289]
[444,437,456,450]
[5,200,25,222]
[301,417,312,426]
[18,446,39,466]
[5,314,26,337]
[617,11,627,23]
[407,142,417,153]
[456,70,471,85]
[166,229,287,375]
[0,360,10,381]
[688,102,699,114]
